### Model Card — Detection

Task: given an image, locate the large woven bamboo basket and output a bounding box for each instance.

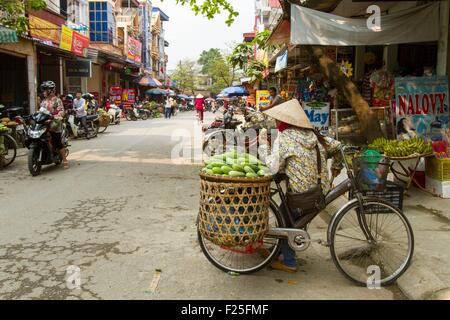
[198,172,272,247]
[98,114,110,127]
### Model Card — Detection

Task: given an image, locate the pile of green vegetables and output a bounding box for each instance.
[0,123,8,132]
[202,151,270,178]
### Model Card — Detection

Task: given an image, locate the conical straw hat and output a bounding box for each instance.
[262,99,313,130]
[196,94,204,98]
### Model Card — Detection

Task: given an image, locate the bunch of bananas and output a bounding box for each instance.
[368,137,389,153]
[368,137,433,158]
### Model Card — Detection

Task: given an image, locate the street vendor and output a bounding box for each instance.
[264,87,284,110]
[258,99,343,273]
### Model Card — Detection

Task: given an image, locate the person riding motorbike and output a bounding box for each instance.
[258,99,342,273]
[73,90,90,139]
[82,93,98,115]
[39,81,69,169]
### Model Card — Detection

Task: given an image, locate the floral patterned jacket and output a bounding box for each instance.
[259,128,343,194]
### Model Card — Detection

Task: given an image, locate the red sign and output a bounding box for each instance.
[109,86,123,105]
[122,89,136,106]
[72,32,89,57]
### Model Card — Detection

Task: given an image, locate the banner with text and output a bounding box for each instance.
[395,76,449,139]
[122,89,137,106]
[256,90,270,110]
[303,101,330,134]
[127,37,142,63]
[60,25,73,51]
[29,15,60,45]
[72,32,89,57]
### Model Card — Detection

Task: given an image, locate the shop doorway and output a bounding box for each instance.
[0,51,29,113]
[37,50,61,94]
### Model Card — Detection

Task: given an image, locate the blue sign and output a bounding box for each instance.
[303,101,330,134]
[275,50,288,73]
[395,76,449,140]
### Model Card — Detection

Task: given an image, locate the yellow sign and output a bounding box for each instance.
[256,90,270,110]
[29,15,60,44]
[60,25,73,51]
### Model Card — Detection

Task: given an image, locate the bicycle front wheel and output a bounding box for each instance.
[198,202,283,274]
[329,197,414,286]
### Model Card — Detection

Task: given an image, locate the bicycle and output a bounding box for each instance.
[0,131,18,169]
[198,146,414,286]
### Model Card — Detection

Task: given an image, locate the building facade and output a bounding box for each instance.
[151,7,169,84]
[0,0,168,113]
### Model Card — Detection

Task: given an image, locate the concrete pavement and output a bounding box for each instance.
[322,177,450,300]
[0,112,405,299]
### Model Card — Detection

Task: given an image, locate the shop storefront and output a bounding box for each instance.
[266,1,448,145]
[264,0,450,197]
[0,37,36,114]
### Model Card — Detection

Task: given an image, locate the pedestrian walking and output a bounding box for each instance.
[195,94,205,123]
[164,98,172,119]
[170,97,178,116]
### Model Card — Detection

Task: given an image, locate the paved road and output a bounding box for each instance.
[0,112,405,299]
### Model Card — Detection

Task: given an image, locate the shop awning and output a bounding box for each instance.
[0,26,18,44]
[267,19,290,46]
[138,76,162,87]
[291,2,440,46]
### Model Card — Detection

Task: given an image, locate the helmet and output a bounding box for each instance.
[40,81,56,92]
[65,94,74,101]
[82,93,93,100]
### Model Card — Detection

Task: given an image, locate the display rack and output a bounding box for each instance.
[330,106,393,142]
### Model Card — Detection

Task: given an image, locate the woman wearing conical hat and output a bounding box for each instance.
[258,99,343,273]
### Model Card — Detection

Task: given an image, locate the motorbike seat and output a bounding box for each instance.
[86,115,98,121]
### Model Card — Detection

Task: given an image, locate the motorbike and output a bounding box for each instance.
[186,102,195,111]
[25,109,69,176]
[125,104,150,121]
[202,106,242,156]
[65,109,99,139]
[13,115,29,148]
[108,103,122,125]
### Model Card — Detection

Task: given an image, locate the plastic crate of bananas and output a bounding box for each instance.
[368,137,433,158]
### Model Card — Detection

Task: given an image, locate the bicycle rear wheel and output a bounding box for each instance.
[198,202,284,274]
[329,197,414,286]
[0,134,17,168]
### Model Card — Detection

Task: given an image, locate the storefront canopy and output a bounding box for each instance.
[0,26,18,44]
[138,76,162,87]
[290,2,440,46]
[145,88,167,95]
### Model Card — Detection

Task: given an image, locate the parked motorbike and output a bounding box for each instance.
[108,103,122,125]
[65,109,99,139]
[125,104,150,121]
[202,106,242,156]
[25,109,69,176]
[13,115,29,148]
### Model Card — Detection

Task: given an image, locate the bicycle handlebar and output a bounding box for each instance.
[341,145,362,153]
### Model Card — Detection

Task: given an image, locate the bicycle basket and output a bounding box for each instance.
[352,155,390,192]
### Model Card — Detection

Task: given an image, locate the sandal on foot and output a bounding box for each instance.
[270,261,297,273]
[63,161,69,169]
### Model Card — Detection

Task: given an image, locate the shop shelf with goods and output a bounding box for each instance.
[330,107,390,144]
[425,157,450,181]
